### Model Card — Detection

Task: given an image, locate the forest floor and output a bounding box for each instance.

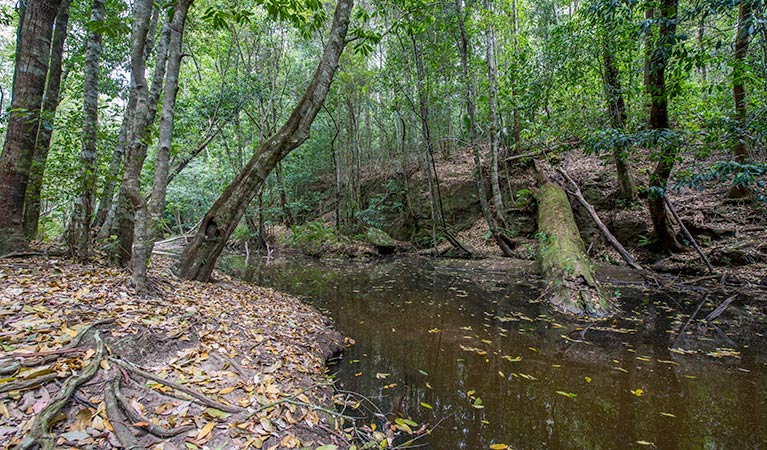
[0,254,352,450]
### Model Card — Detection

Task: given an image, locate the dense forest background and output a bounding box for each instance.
[0,0,765,290]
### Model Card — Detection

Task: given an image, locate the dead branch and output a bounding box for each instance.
[104,376,146,450]
[109,357,244,413]
[705,294,738,322]
[111,376,194,438]
[556,167,643,271]
[15,332,105,450]
[662,194,715,274]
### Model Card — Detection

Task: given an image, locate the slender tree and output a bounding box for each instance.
[484,0,508,227]
[131,0,193,289]
[732,0,754,162]
[0,0,63,254]
[454,0,512,256]
[646,0,683,252]
[70,0,105,257]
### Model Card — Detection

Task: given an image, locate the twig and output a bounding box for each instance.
[109,357,243,413]
[111,376,194,438]
[104,376,146,450]
[662,194,715,274]
[15,332,105,450]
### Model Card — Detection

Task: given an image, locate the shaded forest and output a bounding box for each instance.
[1,0,766,293]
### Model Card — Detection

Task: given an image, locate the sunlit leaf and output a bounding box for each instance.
[555,391,576,399]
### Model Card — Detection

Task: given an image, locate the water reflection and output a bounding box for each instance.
[223,256,767,450]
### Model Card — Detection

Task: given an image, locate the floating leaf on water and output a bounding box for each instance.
[489,444,509,449]
[426,382,432,389]
[636,440,655,446]
[502,355,522,362]
[420,402,432,409]
[472,397,484,409]
[630,388,644,397]
[375,373,390,380]
[660,412,676,418]
[418,369,428,376]
[555,391,576,399]
[428,328,441,333]
[584,376,592,383]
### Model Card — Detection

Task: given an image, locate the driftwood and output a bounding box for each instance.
[557,168,643,271]
[662,194,715,274]
[705,294,738,322]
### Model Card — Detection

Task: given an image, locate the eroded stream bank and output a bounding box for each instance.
[223,255,767,450]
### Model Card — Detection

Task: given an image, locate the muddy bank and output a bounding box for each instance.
[0,256,348,449]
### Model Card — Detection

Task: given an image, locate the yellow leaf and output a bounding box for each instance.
[630,388,644,397]
[196,422,215,441]
[490,445,509,449]
[219,386,236,395]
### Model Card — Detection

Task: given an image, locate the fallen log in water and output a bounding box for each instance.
[535,164,615,318]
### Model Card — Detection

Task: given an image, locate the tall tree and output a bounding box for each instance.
[601,7,637,202]
[484,0,508,227]
[646,0,683,252]
[175,0,354,281]
[112,9,170,266]
[70,0,106,257]
[22,0,71,239]
[131,0,193,289]
[0,0,63,254]
[732,0,754,160]
[454,0,512,256]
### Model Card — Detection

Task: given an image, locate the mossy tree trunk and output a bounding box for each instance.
[536,181,614,318]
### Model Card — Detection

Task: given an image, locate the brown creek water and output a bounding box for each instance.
[222,255,767,450]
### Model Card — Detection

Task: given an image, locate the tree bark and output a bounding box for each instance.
[455,0,512,256]
[646,0,683,252]
[175,0,353,281]
[70,0,105,258]
[111,11,170,266]
[601,25,637,203]
[536,170,613,318]
[131,0,192,289]
[93,91,135,236]
[22,0,71,240]
[484,0,508,227]
[0,0,62,254]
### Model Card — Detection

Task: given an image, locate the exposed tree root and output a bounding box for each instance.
[111,376,194,438]
[0,373,60,395]
[104,375,146,450]
[15,332,105,450]
[109,357,244,413]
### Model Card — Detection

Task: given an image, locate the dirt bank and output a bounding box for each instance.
[0,255,349,449]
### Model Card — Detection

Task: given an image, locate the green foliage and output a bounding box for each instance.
[679,160,767,197]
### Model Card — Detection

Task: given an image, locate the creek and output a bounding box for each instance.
[222,255,767,450]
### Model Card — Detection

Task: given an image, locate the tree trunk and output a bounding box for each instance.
[70,0,105,258]
[455,0,512,256]
[93,91,135,236]
[536,174,613,318]
[111,11,170,266]
[732,0,753,162]
[175,0,353,282]
[0,0,62,254]
[275,162,294,226]
[647,0,683,252]
[131,0,192,289]
[730,0,753,199]
[484,0,508,227]
[602,28,637,203]
[22,0,71,240]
